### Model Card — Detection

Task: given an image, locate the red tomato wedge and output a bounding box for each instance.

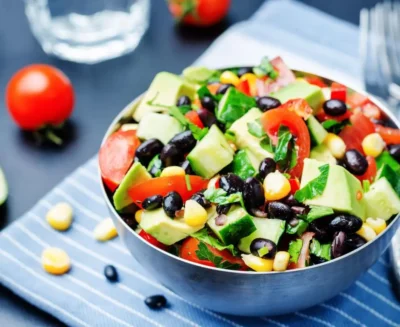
[288,232,315,270]
[289,178,300,194]
[236,79,251,96]
[180,237,246,270]
[280,98,313,120]
[261,108,310,178]
[139,230,168,250]
[375,125,400,144]
[316,110,351,123]
[185,110,204,128]
[347,92,369,109]
[330,82,347,102]
[304,76,327,88]
[128,175,208,208]
[99,130,140,192]
[356,156,377,183]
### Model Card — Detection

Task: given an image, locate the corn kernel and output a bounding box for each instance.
[135,210,143,224]
[94,218,118,241]
[184,200,208,227]
[273,251,290,271]
[324,133,346,159]
[362,133,385,158]
[239,73,258,96]
[242,254,273,272]
[220,70,240,86]
[120,123,139,132]
[160,166,185,177]
[42,247,71,275]
[46,202,73,231]
[356,223,377,242]
[263,171,291,201]
[366,217,386,235]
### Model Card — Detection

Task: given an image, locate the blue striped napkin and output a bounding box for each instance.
[1,1,399,326]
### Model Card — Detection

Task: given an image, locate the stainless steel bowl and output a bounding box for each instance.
[99,69,400,316]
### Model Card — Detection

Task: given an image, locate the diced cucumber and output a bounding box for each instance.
[207,205,256,245]
[376,151,400,172]
[307,115,328,145]
[310,144,337,165]
[187,125,234,178]
[0,167,8,205]
[376,164,400,196]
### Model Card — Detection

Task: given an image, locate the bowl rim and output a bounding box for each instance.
[99,65,400,275]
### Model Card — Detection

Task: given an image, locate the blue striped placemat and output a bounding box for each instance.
[1,1,399,326]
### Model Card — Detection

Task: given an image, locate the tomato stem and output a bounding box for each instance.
[45,129,63,146]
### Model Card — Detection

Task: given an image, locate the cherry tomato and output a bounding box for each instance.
[375,124,400,144]
[180,237,246,270]
[99,130,140,192]
[361,102,381,120]
[128,175,208,208]
[139,230,167,250]
[280,98,313,120]
[6,64,74,130]
[356,156,377,183]
[168,0,231,27]
[330,82,347,102]
[289,178,300,194]
[207,83,221,95]
[185,110,204,128]
[304,76,327,88]
[261,108,311,178]
[347,92,369,109]
[316,110,351,123]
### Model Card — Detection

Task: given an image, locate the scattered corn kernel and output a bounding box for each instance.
[362,133,385,158]
[46,202,73,231]
[220,70,240,86]
[273,251,290,271]
[184,200,208,227]
[366,217,386,235]
[356,223,377,242]
[239,73,258,95]
[263,171,291,201]
[135,210,143,224]
[120,123,139,132]
[324,133,346,159]
[242,254,274,272]
[42,247,71,275]
[94,218,118,241]
[160,166,185,177]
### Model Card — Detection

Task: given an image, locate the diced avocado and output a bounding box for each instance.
[216,87,257,124]
[113,163,151,211]
[376,151,400,172]
[140,207,216,245]
[0,167,8,205]
[300,159,366,219]
[207,205,256,245]
[136,113,183,145]
[238,218,285,253]
[310,144,337,165]
[232,149,257,180]
[271,80,324,112]
[183,66,217,84]
[376,164,400,196]
[228,108,274,161]
[365,178,400,220]
[307,115,328,145]
[187,125,234,178]
[133,72,196,121]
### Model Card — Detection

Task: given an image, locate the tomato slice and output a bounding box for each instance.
[361,102,381,120]
[280,98,313,120]
[375,125,400,144]
[185,111,204,128]
[316,110,351,123]
[261,108,310,178]
[347,92,369,108]
[289,178,300,194]
[128,175,208,207]
[99,130,140,192]
[139,230,167,250]
[207,83,221,95]
[180,237,246,270]
[330,82,347,102]
[304,76,327,88]
[236,80,251,96]
[356,156,377,183]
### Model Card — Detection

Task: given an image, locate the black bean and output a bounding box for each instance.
[217,83,233,95]
[190,192,211,209]
[215,214,228,226]
[323,99,347,116]
[176,95,191,107]
[135,139,164,166]
[160,144,183,167]
[345,234,367,252]
[288,217,299,227]
[389,144,400,163]
[343,149,368,175]
[268,202,292,221]
[331,231,347,258]
[200,96,216,111]
[145,295,167,309]
[259,158,276,179]
[329,214,363,234]
[197,108,217,128]
[291,206,307,215]
[250,238,277,259]
[104,265,118,282]
[163,191,183,218]
[142,195,163,210]
[371,119,389,127]
[310,254,327,265]
[309,216,334,242]
[243,177,265,211]
[283,194,301,207]
[257,96,281,112]
[169,131,196,153]
[237,67,253,78]
[219,173,244,194]
[181,160,194,175]
[216,203,231,215]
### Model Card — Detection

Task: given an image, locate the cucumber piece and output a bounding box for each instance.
[364,177,400,220]
[376,164,400,196]
[137,113,183,145]
[187,125,234,178]
[238,218,285,253]
[183,66,217,84]
[307,115,328,145]
[0,167,8,205]
[310,144,337,165]
[376,151,400,172]
[207,205,256,245]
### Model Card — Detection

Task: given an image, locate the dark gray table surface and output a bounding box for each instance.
[0,0,379,326]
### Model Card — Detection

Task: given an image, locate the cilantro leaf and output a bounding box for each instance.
[177,105,191,115]
[294,164,330,202]
[224,130,236,142]
[321,119,341,130]
[289,146,298,169]
[288,239,303,264]
[306,205,334,223]
[232,150,257,180]
[147,155,162,177]
[188,123,209,140]
[322,119,350,134]
[310,239,331,262]
[185,175,192,191]
[286,219,309,236]
[197,85,222,102]
[203,188,243,206]
[274,125,293,163]
[191,229,239,256]
[195,242,242,270]
[253,57,279,80]
[260,135,274,153]
[247,119,266,138]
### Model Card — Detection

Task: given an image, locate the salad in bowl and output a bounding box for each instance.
[99,56,400,274]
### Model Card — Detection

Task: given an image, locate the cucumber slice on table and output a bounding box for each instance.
[0,167,8,205]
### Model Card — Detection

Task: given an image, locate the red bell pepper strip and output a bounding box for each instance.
[330,82,347,102]
[185,110,204,128]
[139,230,167,250]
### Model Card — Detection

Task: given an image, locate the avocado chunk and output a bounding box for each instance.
[300,159,366,219]
[307,115,328,145]
[376,151,400,172]
[364,177,400,220]
[228,108,274,162]
[0,167,8,205]
[270,80,324,112]
[183,66,217,84]
[140,207,216,245]
[133,72,196,121]
[187,125,234,178]
[310,144,337,165]
[136,113,183,145]
[238,218,285,253]
[207,205,256,245]
[113,163,151,211]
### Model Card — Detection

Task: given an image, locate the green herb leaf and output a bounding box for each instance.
[321,119,341,129]
[310,239,331,262]
[203,188,243,205]
[224,130,236,142]
[260,135,274,153]
[216,88,256,124]
[195,242,242,270]
[185,175,192,191]
[232,150,257,180]
[306,205,334,223]
[274,125,293,163]
[197,85,222,102]
[288,239,303,264]
[188,123,209,140]
[247,119,266,138]
[322,119,350,134]
[363,180,371,193]
[289,146,298,169]
[286,219,309,236]
[191,229,239,256]
[177,105,192,115]
[294,164,330,202]
[253,56,279,80]
[147,155,162,177]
